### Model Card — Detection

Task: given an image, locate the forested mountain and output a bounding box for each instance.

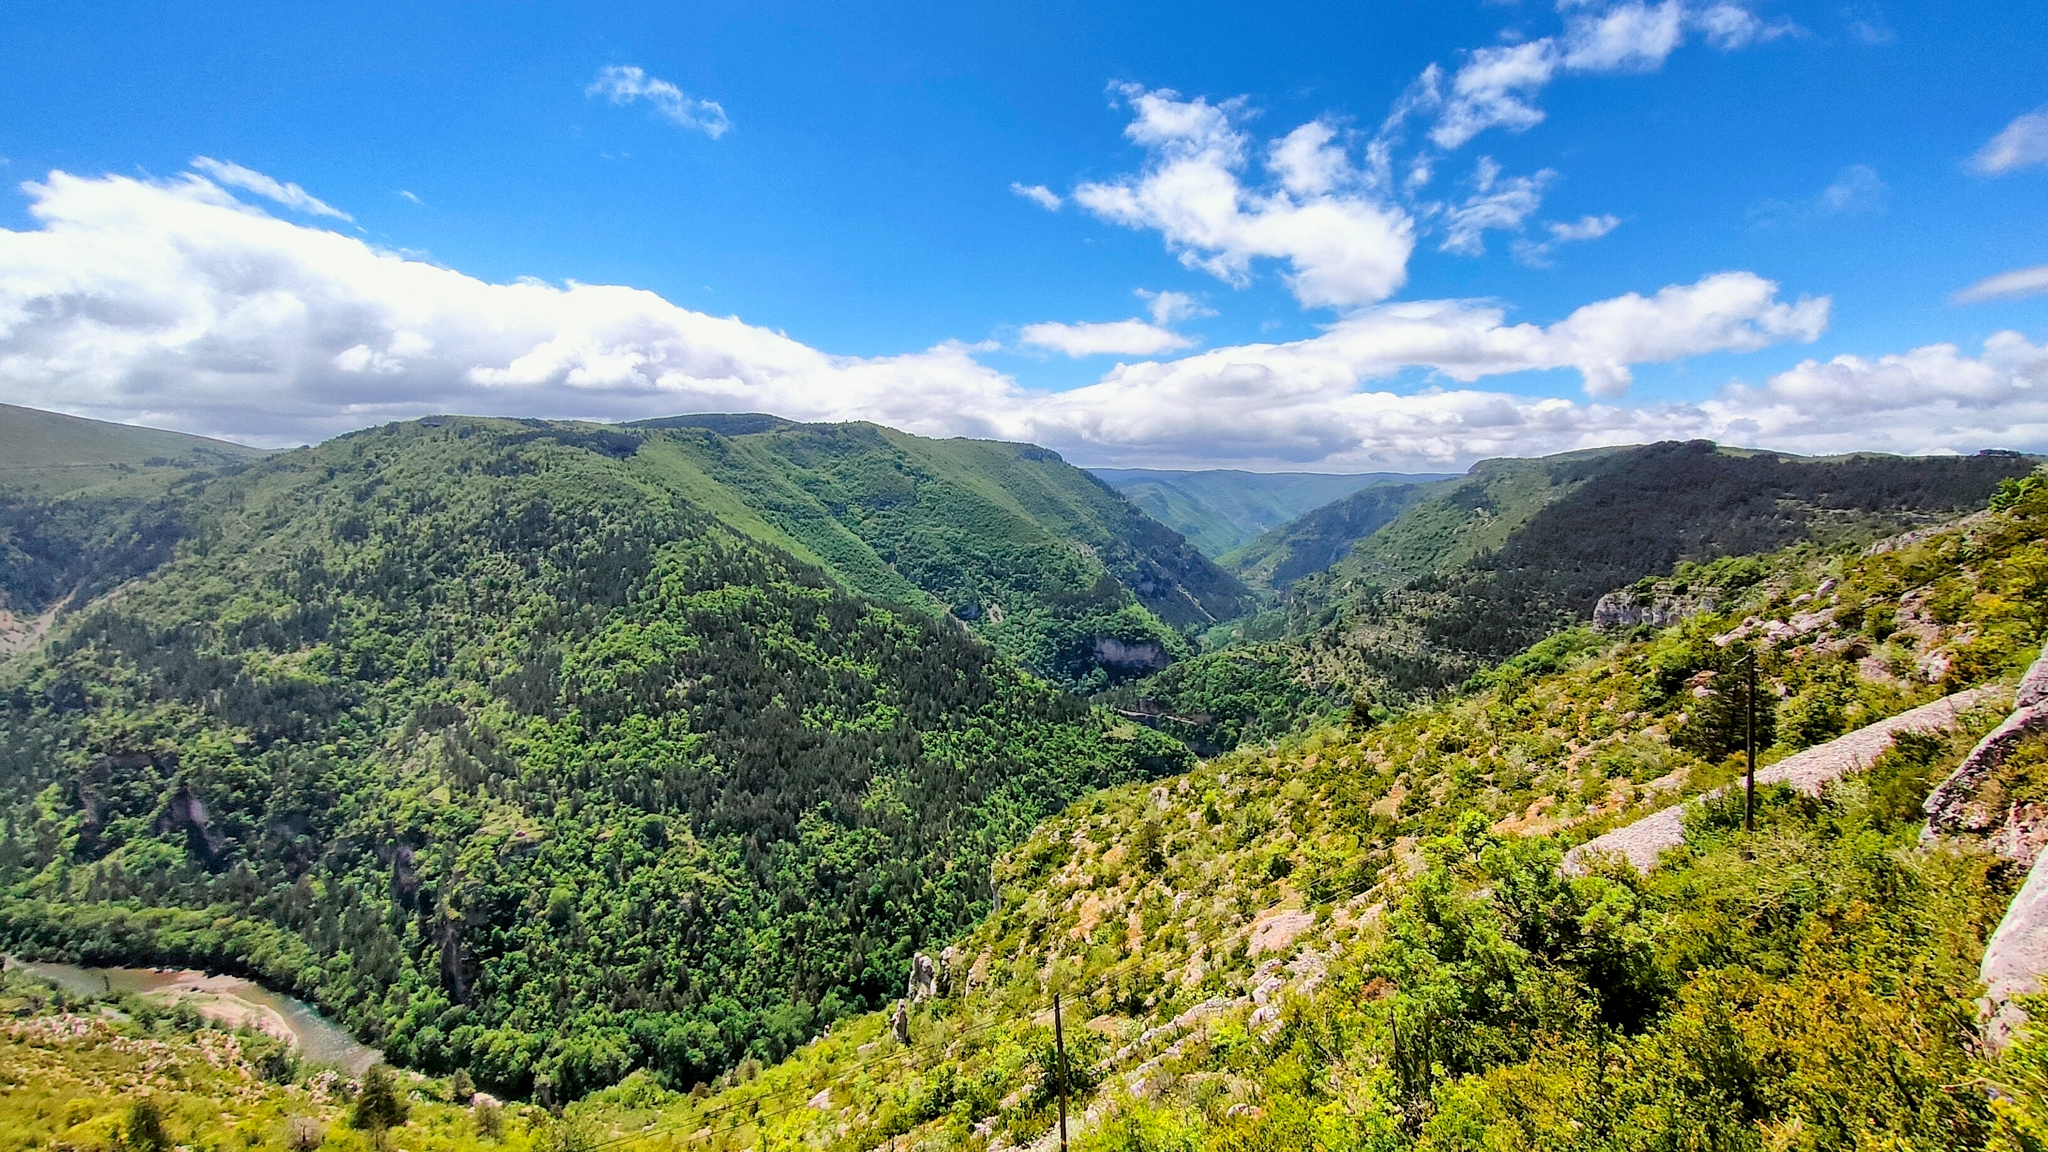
[30,465,2046,1149]
[1126,441,2036,750]
[0,402,263,493]
[634,473,2048,1152]
[623,417,1252,691]
[0,406,267,650]
[1089,467,1450,558]
[0,414,1196,1098]
[1218,476,1452,592]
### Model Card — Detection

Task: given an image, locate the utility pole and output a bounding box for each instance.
[1743,653,1757,834]
[1053,993,1069,1152]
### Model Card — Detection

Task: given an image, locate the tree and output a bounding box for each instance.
[124,1099,168,1152]
[350,1064,411,1134]
[451,1068,476,1104]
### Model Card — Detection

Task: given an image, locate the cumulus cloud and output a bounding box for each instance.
[1974,108,2048,175]
[586,65,731,138]
[1561,1,1686,71]
[1072,87,1415,309]
[1010,182,1062,210]
[1955,264,2048,304]
[1440,157,1556,255]
[0,168,1962,472]
[1020,289,1215,357]
[1703,333,2048,456]
[190,157,352,221]
[1410,2,1778,151]
[1019,319,1193,358]
[1135,289,1212,326]
[1513,213,1622,266]
[1428,41,1559,150]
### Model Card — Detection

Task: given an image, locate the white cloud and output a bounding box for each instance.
[397,190,423,205]
[1073,86,1415,310]
[0,169,1930,473]
[1021,289,1216,357]
[1513,212,1622,266]
[1019,319,1194,358]
[1703,333,2048,456]
[1693,2,1794,48]
[1135,289,1212,326]
[189,157,352,221]
[1561,1,1685,71]
[1974,108,2048,176]
[1955,264,2048,304]
[1440,157,1556,255]
[586,65,731,138]
[1430,41,1559,150]
[1816,164,1886,214]
[1414,2,1777,151]
[1010,182,1063,210]
[1748,164,1887,227]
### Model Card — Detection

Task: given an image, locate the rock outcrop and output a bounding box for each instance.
[906,952,939,1002]
[1564,685,2002,875]
[1592,585,1720,630]
[1982,854,2048,1051]
[1921,638,2048,856]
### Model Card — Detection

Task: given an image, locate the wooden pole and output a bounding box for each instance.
[1744,654,1757,834]
[1053,993,1069,1152]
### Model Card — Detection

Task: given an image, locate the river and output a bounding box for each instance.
[7,957,382,1073]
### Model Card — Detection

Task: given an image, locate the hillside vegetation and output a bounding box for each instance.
[0,406,267,641]
[1090,469,1448,559]
[0,415,1197,1100]
[1129,441,2035,750]
[627,418,1251,691]
[1218,479,1449,593]
[499,463,2048,1151]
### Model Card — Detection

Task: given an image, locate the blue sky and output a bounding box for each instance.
[0,1,2044,468]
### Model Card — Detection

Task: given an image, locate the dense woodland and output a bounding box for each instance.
[1130,441,2036,749]
[4,405,2046,1138]
[0,417,1191,1097]
[12,459,2042,1150]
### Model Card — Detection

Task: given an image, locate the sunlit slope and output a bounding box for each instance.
[584,470,2048,1152]
[0,402,263,496]
[627,418,1254,691]
[0,415,1193,1100]
[1090,468,1451,558]
[1218,477,1451,592]
[1131,440,2036,751]
[0,403,270,622]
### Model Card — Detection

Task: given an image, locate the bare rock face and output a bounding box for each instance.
[1982,853,2048,1051]
[1592,585,1719,630]
[939,945,964,995]
[906,952,939,1002]
[890,999,910,1045]
[1909,637,2048,1050]
[1921,638,2048,851]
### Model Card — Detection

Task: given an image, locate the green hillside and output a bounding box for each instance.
[1090,468,1451,558]
[626,419,1253,691]
[58,462,2048,1149]
[0,403,263,496]
[0,406,269,635]
[0,415,1194,1098]
[1127,441,2036,750]
[500,466,2048,1151]
[1218,477,1452,592]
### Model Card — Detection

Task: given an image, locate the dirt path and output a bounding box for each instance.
[1562,685,2006,876]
